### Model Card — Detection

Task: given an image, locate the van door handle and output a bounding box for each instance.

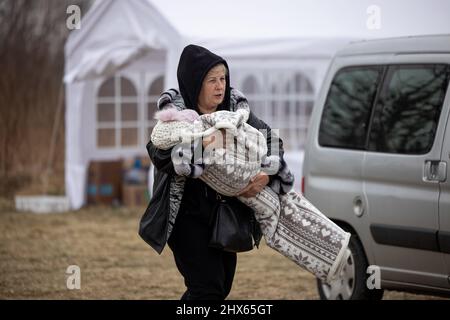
[423,160,447,182]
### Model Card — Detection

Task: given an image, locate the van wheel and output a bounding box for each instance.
[317,234,384,300]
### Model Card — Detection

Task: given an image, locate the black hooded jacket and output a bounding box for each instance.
[177,44,231,112]
[139,45,284,254]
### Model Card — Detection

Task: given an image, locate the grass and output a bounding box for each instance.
[0,202,447,300]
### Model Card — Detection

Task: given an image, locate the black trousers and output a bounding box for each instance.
[167,211,237,300]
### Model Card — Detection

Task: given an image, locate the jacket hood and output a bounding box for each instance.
[177,44,231,113]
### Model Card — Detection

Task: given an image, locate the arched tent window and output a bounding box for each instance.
[270,83,279,119]
[242,75,264,119]
[147,75,165,140]
[294,73,314,149]
[267,71,314,150]
[268,77,284,140]
[283,72,314,149]
[96,76,139,148]
[237,70,315,151]
[294,72,314,117]
[242,75,259,94]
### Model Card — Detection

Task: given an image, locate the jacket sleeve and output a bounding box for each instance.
[247,109,295,195]
[146,140,176,175]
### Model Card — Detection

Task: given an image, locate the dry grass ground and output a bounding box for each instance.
[0,203,448,300]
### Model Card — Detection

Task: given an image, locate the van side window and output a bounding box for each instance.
[319,67,381,149]
[369,65,449,154]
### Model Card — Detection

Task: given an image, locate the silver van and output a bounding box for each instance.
[303,35,450,300]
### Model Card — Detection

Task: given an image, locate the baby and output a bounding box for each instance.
[151,104,272,196]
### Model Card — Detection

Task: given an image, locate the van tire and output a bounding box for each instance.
[317,234,384,300]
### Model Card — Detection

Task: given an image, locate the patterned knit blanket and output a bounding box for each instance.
[151,108,350,283]
[242,188,351,282]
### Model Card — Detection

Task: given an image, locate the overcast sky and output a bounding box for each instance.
[148,0,450,39]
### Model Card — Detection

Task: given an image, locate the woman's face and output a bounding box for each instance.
[198,64,226,114]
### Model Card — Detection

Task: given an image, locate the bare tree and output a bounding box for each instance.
[0,0,92,197]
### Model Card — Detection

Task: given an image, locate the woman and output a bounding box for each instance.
[139,44,288,300]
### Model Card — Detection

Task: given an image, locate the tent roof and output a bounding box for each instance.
[182,37,354,59]
[64,0,181,82]
[65,0,180,58]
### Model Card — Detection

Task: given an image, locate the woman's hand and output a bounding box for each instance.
[237,172,270,198]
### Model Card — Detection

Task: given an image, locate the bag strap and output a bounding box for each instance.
[208,192,226,227]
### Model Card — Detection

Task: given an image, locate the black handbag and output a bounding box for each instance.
[209,193,258,253]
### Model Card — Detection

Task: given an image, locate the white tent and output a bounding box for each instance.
[64,0,450,209]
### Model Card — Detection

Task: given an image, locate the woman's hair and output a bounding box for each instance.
[208,63,228,76]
